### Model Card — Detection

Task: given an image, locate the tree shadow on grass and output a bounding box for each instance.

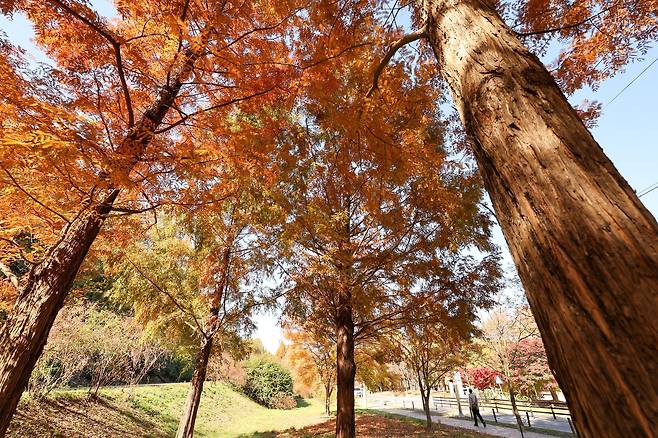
[8,395,176,438]
[295,397,311,408]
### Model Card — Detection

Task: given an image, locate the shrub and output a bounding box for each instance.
[243,357,294,408]
[270,392,297,410]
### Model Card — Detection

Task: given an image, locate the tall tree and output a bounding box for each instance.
[392,250,499,431]
[110,193,273,437]
[509,337,558,400]
[366,1,658,435]
[0,0,310,429]
[272,49,500,436]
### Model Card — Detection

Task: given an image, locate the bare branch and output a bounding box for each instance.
[126,258,207,337]
[514,3,618,38]
[154,85,278,134]
[366,24,428,97]
[2,168,70,223]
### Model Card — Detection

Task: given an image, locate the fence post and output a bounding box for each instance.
[434,403,438,411]
[494,400,499,413]
[526,411,531,428]
[492,409,497,423]
[412,401,414,410]
[568,418,577,435]
[550,404,556,419]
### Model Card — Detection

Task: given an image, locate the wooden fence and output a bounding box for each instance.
[402,395,576,434]
[430,395,571,419]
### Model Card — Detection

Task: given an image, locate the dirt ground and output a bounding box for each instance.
[271,414,490,437]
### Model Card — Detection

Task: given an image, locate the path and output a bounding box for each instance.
[381,408,559,438]
[358,393,575,436]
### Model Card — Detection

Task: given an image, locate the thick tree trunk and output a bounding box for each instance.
[335,293,356,438]
[175,337,213,438]
[422,0,658,436]
[0,191,118,435]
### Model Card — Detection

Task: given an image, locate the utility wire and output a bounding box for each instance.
[605,57,658,108]
[638,181,658,198]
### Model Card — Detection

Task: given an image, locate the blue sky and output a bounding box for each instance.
[1,8,656,354]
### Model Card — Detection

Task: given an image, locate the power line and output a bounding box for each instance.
[605,57,658,108]
[638,181,658,198]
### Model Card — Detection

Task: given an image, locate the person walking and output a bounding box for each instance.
[469,388,486,427]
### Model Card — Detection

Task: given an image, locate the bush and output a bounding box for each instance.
[270,392,297,410]
[243,357,294,408]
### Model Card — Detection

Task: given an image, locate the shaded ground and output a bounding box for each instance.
[7,383,325,437]
[8,395,170,438]
[250,414,490,437]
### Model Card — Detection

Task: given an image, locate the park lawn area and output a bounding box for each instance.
[7,382,326,437]
[269,413,489,437]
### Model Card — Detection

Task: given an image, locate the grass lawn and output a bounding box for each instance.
[8,382,326,437]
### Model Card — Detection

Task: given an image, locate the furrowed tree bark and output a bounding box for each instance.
[0,44,203,435]
[420,0,658,436]
[335,290,356,438]
[176,337,213,438]
[0,191,118,433]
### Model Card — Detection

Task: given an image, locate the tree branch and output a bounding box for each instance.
[154,85,278,134]
[0,261,20,290]
[514,4,615,37]
[366,25,428,97]
[126,258,206,337]
[2,167,71,223]
[46,0,134,126]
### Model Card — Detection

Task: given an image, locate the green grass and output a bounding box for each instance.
[107,383,327,437]
[11,382,327,438]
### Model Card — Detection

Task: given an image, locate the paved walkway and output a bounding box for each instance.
[381,408,559,438]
